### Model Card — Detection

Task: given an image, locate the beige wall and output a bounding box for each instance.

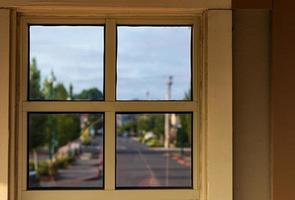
[233,10,271,200]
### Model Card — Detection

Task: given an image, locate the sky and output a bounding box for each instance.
[30,25,191,100]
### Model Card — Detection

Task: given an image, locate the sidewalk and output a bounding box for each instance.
[40,136,103,188]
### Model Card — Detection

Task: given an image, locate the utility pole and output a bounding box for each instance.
[145,90,150,100]
[164,76,173,148]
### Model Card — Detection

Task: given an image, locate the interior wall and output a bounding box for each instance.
[232,0,272,9]
[233,10,271,200]
[272,1,295,200]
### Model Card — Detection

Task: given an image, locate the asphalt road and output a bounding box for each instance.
[37,135,191,188]
[116,136,192,188]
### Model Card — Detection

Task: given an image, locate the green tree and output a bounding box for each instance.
[29,114,49,170]
[177,89,193,147]
[29,58,44,99]
[75,88,103,100]
[28,59,47,169]
[42,71,56,99]
[184,88,191,100]
[56,114,80,147]
[135,114,164,143]
[178,114,192,147]
[42,71,68,100]
[119,120,137,135]
[53,83,68,100]
[150,114,165,138]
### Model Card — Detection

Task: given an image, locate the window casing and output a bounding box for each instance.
[18,15,201,200]
[8,10,232,200]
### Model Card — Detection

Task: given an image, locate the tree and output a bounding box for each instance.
[42,71,68,100]
[29,114,49,170]
[137,114,164,136]
[184,88,191,101]
[75,88,103,100]
[29,58,44,99]
[29,59,47,170]
[178,114,192,147]
[42,71,56,99]
[177,89,193,147]
[56,114,80,147]
[53,83,68,100]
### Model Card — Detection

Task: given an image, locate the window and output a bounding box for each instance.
[14,11,232,200]
[29,25,105,101]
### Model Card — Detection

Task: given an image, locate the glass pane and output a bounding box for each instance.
[28,113,104,189]
[116,113,192,188]
[29,26,104,100]
[117,26,192,101]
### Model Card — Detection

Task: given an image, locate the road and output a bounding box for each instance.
[116,136,192,188]
[37,135,191,188]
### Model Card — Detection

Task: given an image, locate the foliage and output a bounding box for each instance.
[88,113,103,130]
[29,114,49,152]
[29,58,44,100]
[29,160,35,171]
[75,88,103,100]
[28,58,103,158]
[55,156,75,169]
[178,114,192,147]
[118,113,192,148]
[56,114,80,147]
[36,160,58,177]
[42,71,68,100]
[29,155,75,178]
[184,88,191,101]
[145,138,161,147]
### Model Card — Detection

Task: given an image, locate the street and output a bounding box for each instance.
[36,135,191,188]
[116,136,192,188]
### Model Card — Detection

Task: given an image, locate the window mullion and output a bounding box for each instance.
[104,112,116,190]
[105,18,117,190]
[105,18,116,102]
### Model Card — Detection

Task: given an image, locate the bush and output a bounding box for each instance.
[29,160,35,171]
[37,160,58,177]
[145,138,161,147]
[56,156,75,169]
[37,160,50,176]
[82,136,91,145]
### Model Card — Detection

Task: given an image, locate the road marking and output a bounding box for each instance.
[136,146,160,186]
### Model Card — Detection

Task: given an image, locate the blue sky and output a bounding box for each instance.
[30,26,191,100]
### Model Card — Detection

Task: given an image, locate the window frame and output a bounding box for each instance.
[17,14,202,200]
[5,9,233,200]
[0,9,10,200]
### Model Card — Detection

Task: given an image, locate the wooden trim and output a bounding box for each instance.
[0,8,10,200]
[104,112,116,190]
[105,19,116,101]
[232,0,272,9]
[22,102,198,112]
[18,14,202,200]
[14,11,233,200]
[0,0,230,10]
[206,10,232,200]
[9,9,18,200]
[21,190,199,200]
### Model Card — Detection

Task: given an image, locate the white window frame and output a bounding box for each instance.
[0,7,232,200]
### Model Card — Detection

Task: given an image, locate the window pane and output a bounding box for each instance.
[117,26,192,101]
[29,26,104,101]
[28,113,104,189]
[116,113,192,188]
